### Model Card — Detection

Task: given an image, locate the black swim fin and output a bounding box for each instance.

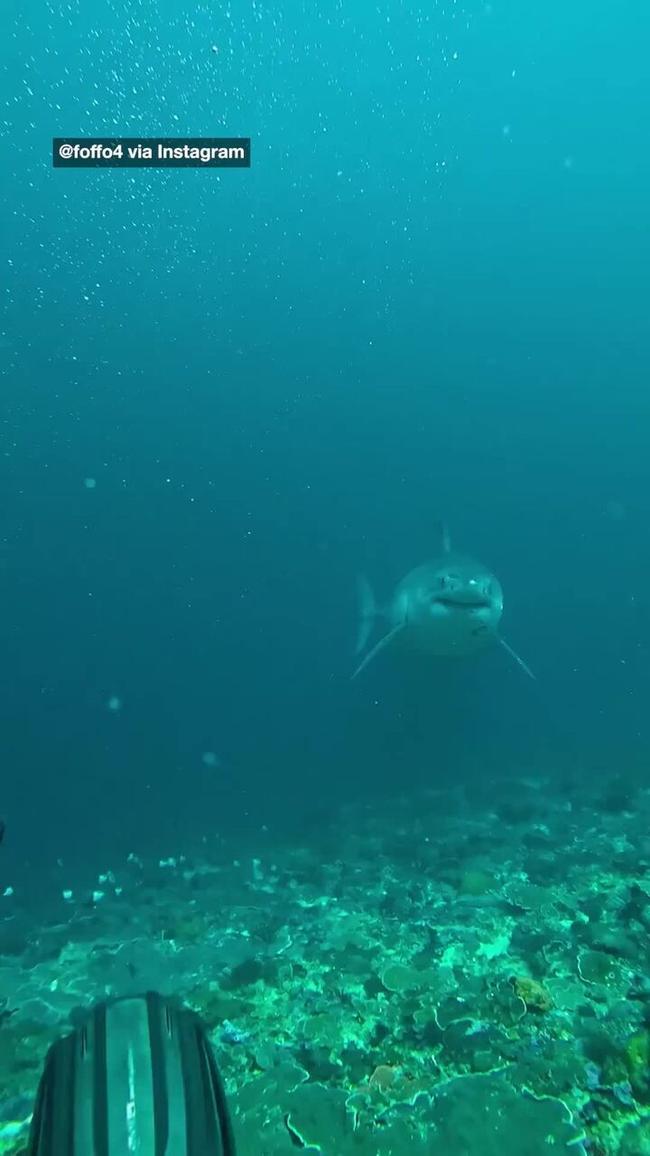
[26,991,236,1156]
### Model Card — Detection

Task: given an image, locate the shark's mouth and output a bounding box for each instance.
[435,596,491,609]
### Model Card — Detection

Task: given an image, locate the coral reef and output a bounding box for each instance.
[2,769,650,1153]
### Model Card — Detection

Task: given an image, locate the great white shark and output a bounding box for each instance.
[352,525,534,681]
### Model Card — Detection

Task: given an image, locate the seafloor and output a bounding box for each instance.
[2,770,650,1155]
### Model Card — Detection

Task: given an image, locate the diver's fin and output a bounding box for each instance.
[499,637,536,680]
[26,991,236,1156]
[356,574,378,655]
[351,622,406,680]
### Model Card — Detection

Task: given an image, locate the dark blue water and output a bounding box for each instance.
[1,0,648,885]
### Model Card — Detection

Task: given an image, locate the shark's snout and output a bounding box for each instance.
[432,575,495,609]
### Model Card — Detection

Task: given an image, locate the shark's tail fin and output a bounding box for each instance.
[355,575,377,655]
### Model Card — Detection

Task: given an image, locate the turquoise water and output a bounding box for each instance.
[1,2,649,1152]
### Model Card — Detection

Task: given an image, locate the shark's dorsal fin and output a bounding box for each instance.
[351,622,407,680]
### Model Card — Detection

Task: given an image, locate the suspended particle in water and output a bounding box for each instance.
[84,477,97,489]
[107,696,122,712]
[201,751,221,768]
[604,499,626,522]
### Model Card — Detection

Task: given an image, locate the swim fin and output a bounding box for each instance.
[26,990,236,1156]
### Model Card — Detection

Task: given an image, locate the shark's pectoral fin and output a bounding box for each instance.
[499,637,536,680]
[351,622,407,680]
[356,575,377,655]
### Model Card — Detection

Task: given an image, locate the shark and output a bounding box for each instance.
[352,525,534,681]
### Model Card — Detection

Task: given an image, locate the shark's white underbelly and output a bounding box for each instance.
[393,608,500,657]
